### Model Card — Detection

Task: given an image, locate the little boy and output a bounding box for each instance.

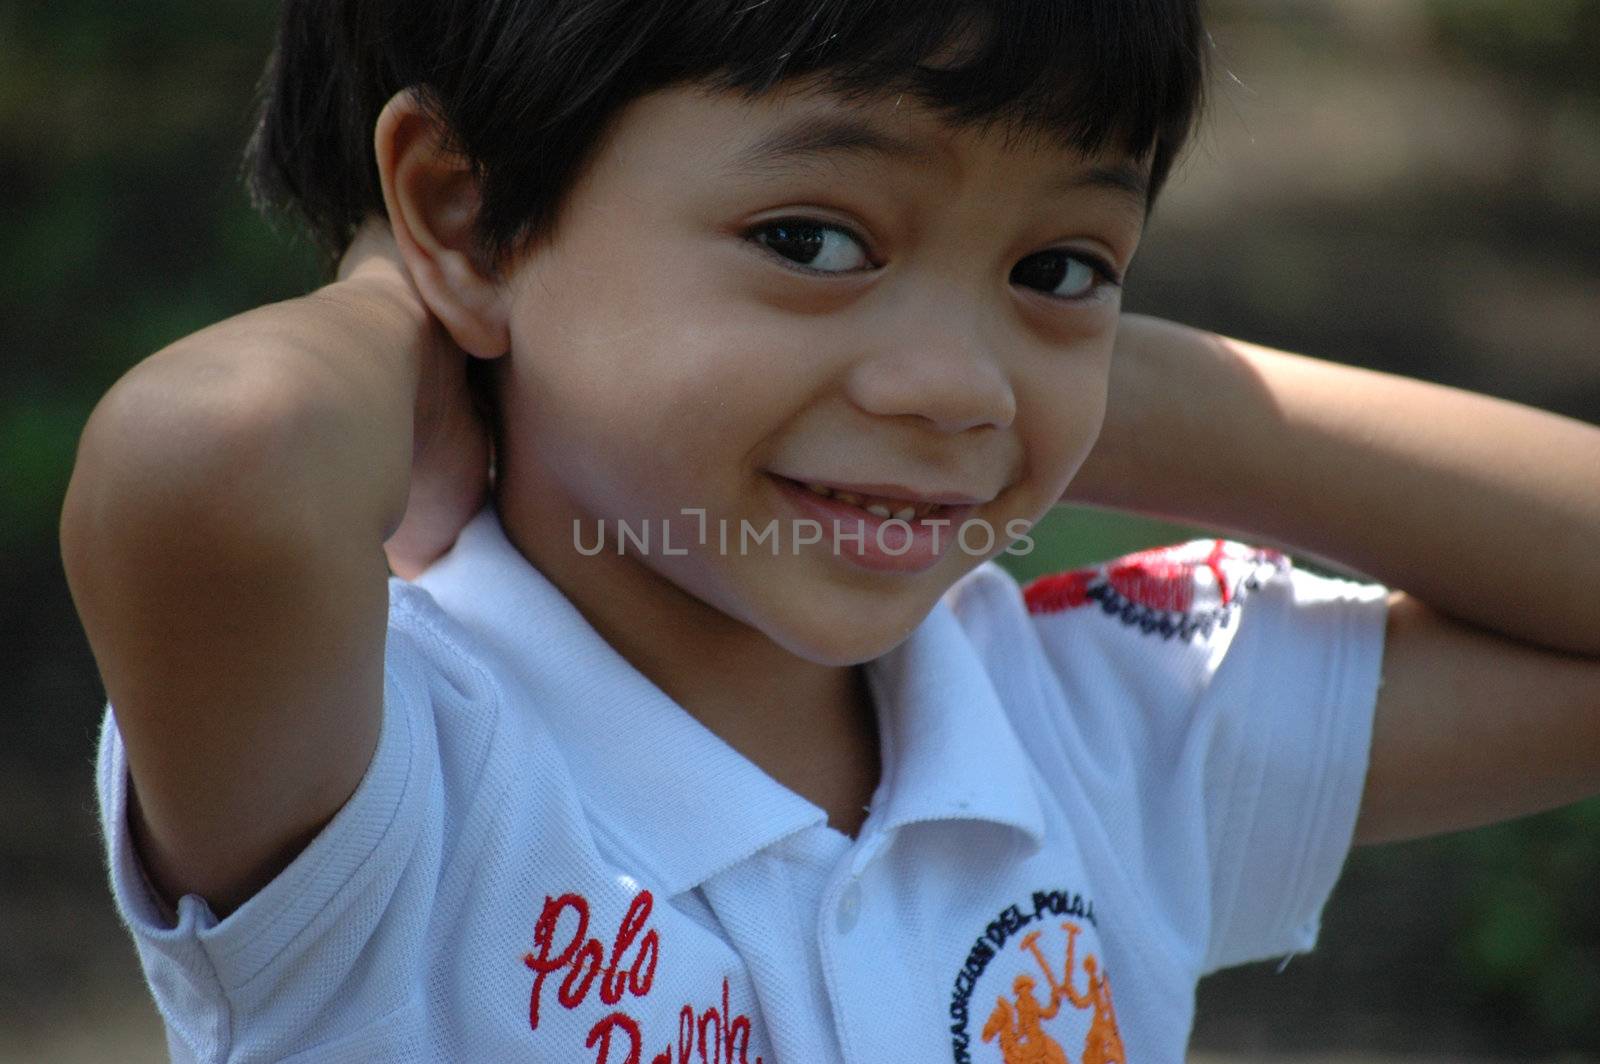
[60,1,1600,1062]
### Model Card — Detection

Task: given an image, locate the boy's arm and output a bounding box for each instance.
[60,231,481,917]
[1067,313,1600,845]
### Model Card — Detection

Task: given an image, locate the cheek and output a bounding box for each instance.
[1016,356,1111,500]
[502,295,814,500]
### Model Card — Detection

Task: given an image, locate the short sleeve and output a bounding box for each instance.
[1190,556,1389,971]
[1014,540,1389,974]
[92,579,490,1062]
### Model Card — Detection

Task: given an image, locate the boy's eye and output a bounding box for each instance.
[747,218,1121,302]
[749,219,871,274]
[1010,250,1121,301]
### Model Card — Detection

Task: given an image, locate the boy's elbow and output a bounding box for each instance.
[64,354,339,565]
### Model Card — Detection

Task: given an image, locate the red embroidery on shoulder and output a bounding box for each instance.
[1020,567,1097,613]
[1023,540,1287,640]
[1107,551,1197,613]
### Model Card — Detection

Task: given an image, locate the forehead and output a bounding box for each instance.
[629,82,1152,219]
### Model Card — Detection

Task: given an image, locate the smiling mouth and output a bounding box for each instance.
[770,475,979,520]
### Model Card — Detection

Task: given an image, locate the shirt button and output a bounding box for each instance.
[836,881,862,935]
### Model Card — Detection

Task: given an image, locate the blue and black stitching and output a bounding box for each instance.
[1085,580,1240,642]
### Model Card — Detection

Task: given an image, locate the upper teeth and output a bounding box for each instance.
[802,481,941,519]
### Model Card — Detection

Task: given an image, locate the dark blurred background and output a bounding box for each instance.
[3,1,1597,1060]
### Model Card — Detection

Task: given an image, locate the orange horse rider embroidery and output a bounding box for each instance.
[981,922,1125,1064]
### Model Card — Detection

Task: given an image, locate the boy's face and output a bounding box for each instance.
[493,81,1147,664]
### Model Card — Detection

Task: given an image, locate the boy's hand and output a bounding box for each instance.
[337,220,494,579]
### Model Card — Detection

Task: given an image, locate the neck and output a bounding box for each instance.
[494,477,882,834]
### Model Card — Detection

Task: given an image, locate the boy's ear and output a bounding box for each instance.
[374,89,508,359]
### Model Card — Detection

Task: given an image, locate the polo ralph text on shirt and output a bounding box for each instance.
[525,887,765,1064]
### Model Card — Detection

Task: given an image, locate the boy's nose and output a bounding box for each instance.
[844,326,1017,435]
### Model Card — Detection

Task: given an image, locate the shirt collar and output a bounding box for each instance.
[415,506,1044,895]
[864,583,1047,849]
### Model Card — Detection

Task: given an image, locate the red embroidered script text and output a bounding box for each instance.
[525,889,764,1064]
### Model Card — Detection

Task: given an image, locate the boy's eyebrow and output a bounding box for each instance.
[725,114,1150,211]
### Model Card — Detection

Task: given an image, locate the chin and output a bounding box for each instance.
[758,595,932,667]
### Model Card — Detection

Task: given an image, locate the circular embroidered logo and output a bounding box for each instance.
[949,890,1125,1064]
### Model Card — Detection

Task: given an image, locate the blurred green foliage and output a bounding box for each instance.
[995,507,1207,582]
[1447,799,1600,1040]
[0,0,321,552]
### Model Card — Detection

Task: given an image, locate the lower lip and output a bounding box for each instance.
[768,475,976,574]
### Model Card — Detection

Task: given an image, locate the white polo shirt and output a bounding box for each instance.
[96,506,1389,1063]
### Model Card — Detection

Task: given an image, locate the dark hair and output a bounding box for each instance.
[245,0,1209,273]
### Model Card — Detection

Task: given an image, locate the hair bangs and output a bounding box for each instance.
[248,0,1207,269]
[659,0,1207,182]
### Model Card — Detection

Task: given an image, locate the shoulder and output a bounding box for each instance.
[945,539,1292,647]
[945,539,1388,708]
[344,578,518,828]
[942,544,1391,973]
[1019,539,1291,641]
[387,578,507,696]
